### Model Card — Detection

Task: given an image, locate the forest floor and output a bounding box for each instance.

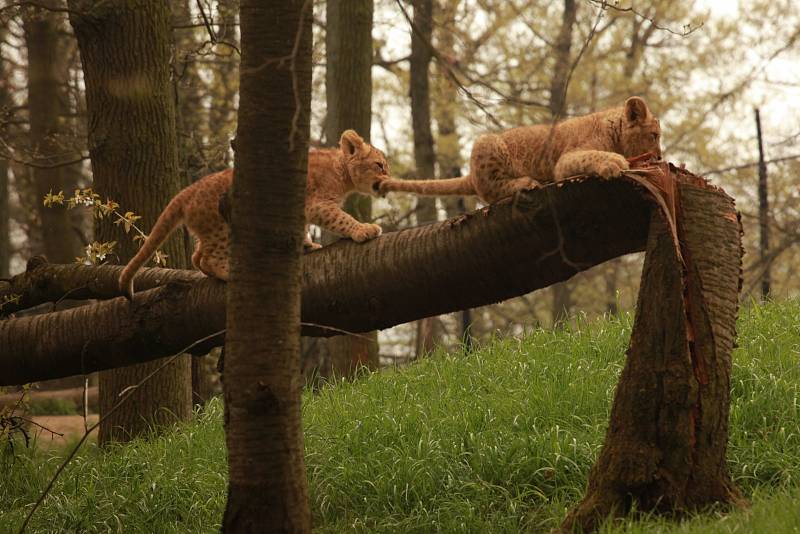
[1,299,799,533]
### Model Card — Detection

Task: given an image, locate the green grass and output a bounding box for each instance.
[2,299,800,533]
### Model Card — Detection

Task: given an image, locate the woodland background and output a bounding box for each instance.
[1,0,799,364]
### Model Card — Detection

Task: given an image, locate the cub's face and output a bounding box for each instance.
[619,96,662,160]
[339,130,390,195]
[346,146,390,196]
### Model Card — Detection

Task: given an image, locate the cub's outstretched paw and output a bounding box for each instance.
[592,153,630,178]
[351,223,382,243]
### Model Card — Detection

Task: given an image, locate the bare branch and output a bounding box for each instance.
[586,0,705,37]
[701,153,800,176]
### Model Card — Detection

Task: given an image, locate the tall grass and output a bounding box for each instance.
[1,299,799,533]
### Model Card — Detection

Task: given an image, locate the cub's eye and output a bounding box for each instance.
[375,162,385,172]
[651,133,659,142]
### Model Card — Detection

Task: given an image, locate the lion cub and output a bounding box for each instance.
[119,130,388,297]
[380,96,661,203]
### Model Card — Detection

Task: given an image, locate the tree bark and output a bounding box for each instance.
[1,172,664,385]
[322,0,379,376]
[68,0,193,444]
[562,177,745,531]
[24,1,82,264]
[222,0,312,530]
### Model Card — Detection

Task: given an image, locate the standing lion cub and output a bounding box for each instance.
[119,130,388,297]
[379,96,662,203]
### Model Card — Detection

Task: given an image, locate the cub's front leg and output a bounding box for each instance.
[554,150,630,181]
[308,201,382,243]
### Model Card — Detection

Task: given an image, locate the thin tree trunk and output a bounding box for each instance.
[222,0,312,529]
[24,1,81,264]
[548,0,578,325]
[68,0,193,444]
[604,257,621,315]
[755,108,770,299]
[433,0,463,220]
[0,23,11,279]
[0,160,8,279]
[562,179,745,531]
[322,0,379,376]
[409,0,440,357]
[434,1,473,345]
[172,0,216,404]
[207,0,239,171]
[172,0,209,180]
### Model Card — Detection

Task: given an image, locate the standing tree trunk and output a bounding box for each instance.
[24,1,81,264]
[548,0,578,325]
[562,176,745,531]
[0,160,7,279]
[68,0,193,444]
[755,108,770,299]
[207,0,239,171]
[409,0,440,357]
[0,159,7,279]
[0,28,11,278]
[172,0,210,180]
[434,0,472,345]
[172,0,217,405]
[0,23,11,278]
[222,0,312,529]
[322,0,379,376]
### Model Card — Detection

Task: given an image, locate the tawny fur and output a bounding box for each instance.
[379,96,662,203]
[119,130,389,297]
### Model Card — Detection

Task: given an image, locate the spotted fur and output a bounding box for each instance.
[379,97,662,203]
[119,130,388,297]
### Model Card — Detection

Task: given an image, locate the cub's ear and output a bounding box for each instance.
[624,96,650,123]
[340,129,366,156]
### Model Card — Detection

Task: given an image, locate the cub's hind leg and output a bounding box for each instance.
[470,133,538,203]
[198,245,229,281]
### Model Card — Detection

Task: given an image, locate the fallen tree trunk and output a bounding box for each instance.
[561,174,745,530]
[1,173,655,385]
[0,258,204,316]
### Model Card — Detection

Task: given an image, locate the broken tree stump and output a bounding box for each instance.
[561,169,746,531]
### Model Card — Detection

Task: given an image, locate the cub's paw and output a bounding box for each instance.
[352,223,382,243]
[592,153,630,178]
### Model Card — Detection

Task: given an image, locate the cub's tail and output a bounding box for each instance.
[381,175,476,197]
[119,196,185,300]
